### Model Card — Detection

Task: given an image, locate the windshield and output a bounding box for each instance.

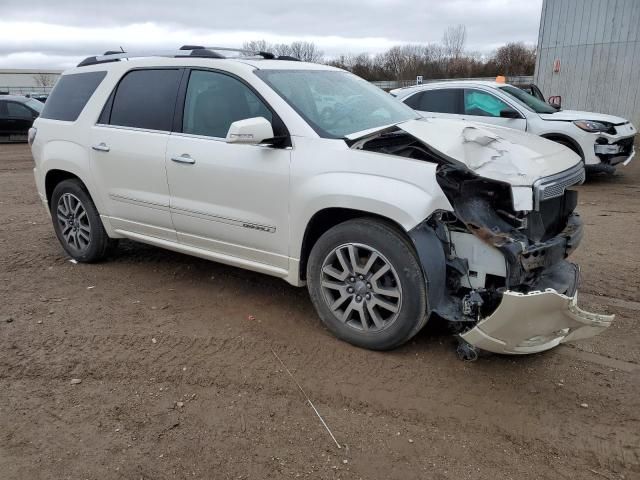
[25,98,44,113]
[499,85,557,114]
[255,70,418,138]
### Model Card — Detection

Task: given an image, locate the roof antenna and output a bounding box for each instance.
[120,46,127,60]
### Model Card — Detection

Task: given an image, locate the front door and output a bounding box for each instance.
[166,69,290,270]
[90,68,183,241]
[461,89,527,131]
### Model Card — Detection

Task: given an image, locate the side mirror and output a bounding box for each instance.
[225,117,274,145]
[548,96,562,109]
[500,109,522,119]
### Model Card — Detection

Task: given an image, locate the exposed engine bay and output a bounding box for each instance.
[354,127,613,357]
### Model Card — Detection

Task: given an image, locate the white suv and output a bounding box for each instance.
[29,47,612,358]
[391,81,636,174]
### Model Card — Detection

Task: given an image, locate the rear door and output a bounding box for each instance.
[402,88,463,120]
[90,68,183,241]
[165,68,291,270]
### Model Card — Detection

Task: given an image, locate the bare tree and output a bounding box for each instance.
[442,24,467,59]
[243,40,272,53]
[244,34,536,82]
[288,41,324,63]
[272,43,293,57]
[242,39,322,62]
[493,42,537,75]
[33,72,57,89]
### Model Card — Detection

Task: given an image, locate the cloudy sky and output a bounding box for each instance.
[1,0,543,70]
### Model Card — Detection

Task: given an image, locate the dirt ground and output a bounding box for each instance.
[1,143,638,480]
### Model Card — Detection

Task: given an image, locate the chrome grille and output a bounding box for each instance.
[533,163,585,209]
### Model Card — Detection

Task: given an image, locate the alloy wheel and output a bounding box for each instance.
[320,243,402,332]
[56,193,91,252]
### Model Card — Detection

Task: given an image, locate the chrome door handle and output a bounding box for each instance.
[92,143,110,152]
[171,154,195,165]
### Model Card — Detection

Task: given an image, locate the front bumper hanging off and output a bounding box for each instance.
[460,289,614,355]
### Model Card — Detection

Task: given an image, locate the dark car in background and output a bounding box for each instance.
[25,93,49,103]
[0,95,43,142]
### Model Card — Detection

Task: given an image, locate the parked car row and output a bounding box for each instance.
[391,81,636,174]
[29,47,615,359]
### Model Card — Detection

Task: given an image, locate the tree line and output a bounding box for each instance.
[244,25,536,81]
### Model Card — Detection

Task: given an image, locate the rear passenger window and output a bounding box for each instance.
[40,71,106,121]
[404,89,461,114]
[108,69,182,131]
[182,70,272,138]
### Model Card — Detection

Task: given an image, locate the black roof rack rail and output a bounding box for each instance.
[76,46,299,67]
[276,55,300,61]
[77,50,125,67]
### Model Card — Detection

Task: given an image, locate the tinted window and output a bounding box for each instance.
[109,69,182,131]
[41,71,106,121]
[405,89,461,114]
[0,101,7,119]
[183,70,272,138]
[7,102,33,119]
[464,89,513,117]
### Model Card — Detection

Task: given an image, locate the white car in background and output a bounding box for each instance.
[391,81,636,174]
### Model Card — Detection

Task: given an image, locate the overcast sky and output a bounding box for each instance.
[1,0,543,70]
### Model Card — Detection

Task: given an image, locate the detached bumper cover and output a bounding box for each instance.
[460,289,613,354]
[594,137,635,166]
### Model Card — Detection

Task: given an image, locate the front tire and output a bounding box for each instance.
[50,179,117,262]
[307,218,428,350]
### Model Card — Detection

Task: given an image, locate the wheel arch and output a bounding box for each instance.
[540,132,585,159]
[45,169,84,205]
[298,207,411,282]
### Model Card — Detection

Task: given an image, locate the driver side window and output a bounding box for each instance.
[463,89,512,117]
[182,70,273,139]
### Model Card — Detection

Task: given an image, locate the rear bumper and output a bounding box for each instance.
[460,289,613,354]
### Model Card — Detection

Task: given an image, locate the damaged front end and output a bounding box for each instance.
[356,122,613,355]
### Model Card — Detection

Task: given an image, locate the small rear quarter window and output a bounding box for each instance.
[40,71,107,121]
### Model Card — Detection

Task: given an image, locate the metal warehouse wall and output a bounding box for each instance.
[534,0,640,126]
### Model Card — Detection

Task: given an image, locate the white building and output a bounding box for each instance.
[0,69,62,95]
[534,0,640,126]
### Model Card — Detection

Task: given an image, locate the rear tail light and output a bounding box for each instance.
[28,127,37,146]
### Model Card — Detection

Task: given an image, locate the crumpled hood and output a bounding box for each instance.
[396,118,581,186]
[539,109,629,124]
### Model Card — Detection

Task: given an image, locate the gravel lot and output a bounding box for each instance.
[1,143,639,480]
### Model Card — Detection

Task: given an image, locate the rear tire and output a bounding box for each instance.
[306,218,428,350]
[50,179,117,262]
